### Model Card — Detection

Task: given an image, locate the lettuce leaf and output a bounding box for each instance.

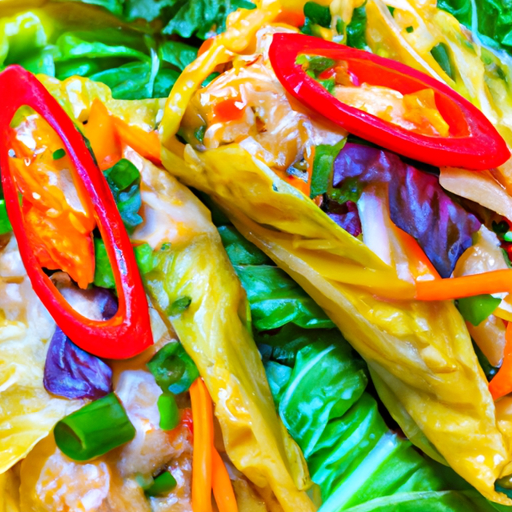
[162,0,256,39]
[0,3,204,100]
[437,0,512,50]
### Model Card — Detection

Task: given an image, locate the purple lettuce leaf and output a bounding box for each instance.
[332,143,481,278]
[43,288,117,400]
[324,199,362,237]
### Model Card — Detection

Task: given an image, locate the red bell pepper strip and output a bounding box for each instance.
[269,33,510,170]
[0,65,153,360]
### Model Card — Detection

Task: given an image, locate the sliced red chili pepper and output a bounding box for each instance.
[269,33,510,170]
[0,65,153,359]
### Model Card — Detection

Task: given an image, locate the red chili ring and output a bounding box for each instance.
[0,65,153,359]
[269,33,510,170]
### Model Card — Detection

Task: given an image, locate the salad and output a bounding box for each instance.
[1,0,512,511]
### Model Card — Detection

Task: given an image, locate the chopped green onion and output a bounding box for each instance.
[310,140,346,198]
[147,342,199,394]
[457,294,502,326]
[135,473,154,490]
[52,148,66,160]
[0,200,12,235]
[145,471,177,497]
[54,393,136,461]
[157,394,180,431]
[94,239,154,289]
[168,296,192,315]
[194,125,207,143]
[103,158,142,233]
[303,2,331,28]
[430,43,455,81]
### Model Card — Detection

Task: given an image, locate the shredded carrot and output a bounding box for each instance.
[198,38,215,57]
[112,117,162,165]
[392,225,440,280]
[190,378,213,512]
[212,448,239,512]
[84,99,122,171]
[415,269,512,301]
[213,97,246,123]
[489,322,512,400]
[274,8,305,27]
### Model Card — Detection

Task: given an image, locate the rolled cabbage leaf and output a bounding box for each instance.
[130,151,315,512]
[159,140,511,504]
[218,219,499,511]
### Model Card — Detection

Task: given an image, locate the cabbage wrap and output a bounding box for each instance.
[159,140,510,503]
[0,75,163,476]
[141,152,315,512]
[0,72,313,511]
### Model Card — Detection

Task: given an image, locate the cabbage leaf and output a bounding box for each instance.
[159,138,511,504]
[215,219,500,511]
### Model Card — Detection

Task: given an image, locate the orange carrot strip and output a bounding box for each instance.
[415,269,512,301]
[213,97,245,123]
[198,38,215,57]
[112,117,162,165]
[392,225,440,280]
[190,378,213,512]
[274,9,306,27]
[84,99,122,171]
[212,448,238,512]
[489,322,512,400]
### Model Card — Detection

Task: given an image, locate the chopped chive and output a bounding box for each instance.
[0,200,12,235]
[145,471,177,497]
[147,342,199,395]
[168,296,192,315]
[52,148,66,160]
[54,393,136,461]
[406,26,414,33]
[157,394,180,431]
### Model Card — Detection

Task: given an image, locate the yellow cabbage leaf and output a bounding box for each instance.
[158,139,511,505]
[128,149,315,512]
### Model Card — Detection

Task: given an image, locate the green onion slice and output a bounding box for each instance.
[145,471,177,497]
[158,394,180,431]
[54,393,136,461]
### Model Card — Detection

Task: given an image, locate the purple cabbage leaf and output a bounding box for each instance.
[332,143,481,278]
[44,288,117,400]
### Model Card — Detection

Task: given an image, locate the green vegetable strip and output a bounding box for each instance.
[145,471,177,497]
[94,239,154,289]
[53,393,135,461]
[0,200,12,235]
[457,294,502,326]
[147,342,199,395]
[214,211,500,512]
[310,141,346,199]
[157,394,180,431]
[103,158,143,233]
